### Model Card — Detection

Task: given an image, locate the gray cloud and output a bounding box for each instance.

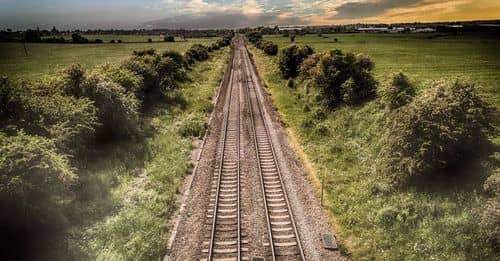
[144,12,306,29]
[332,0,423,19]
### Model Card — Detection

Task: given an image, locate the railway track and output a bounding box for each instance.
[240,44,305,260]
[203,49,245,261]
[203,37,304,261]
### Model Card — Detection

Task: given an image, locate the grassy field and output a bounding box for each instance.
[250,33,499,260]
[265,33,500,107]
[0,37,217,79]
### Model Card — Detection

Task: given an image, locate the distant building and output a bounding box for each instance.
[413,27,436,33]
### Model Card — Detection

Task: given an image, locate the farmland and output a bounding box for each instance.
[0,36,217,79]
[250,32,500,259]
[265,33,500,107]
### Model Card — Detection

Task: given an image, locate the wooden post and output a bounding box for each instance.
[23,40,28,56]
[321,174,325,207]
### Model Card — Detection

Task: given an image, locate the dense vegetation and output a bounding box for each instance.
[249,33,499,259]
[0,36,231,260]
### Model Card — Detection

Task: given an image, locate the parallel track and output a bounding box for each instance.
[204,49,244,261]
[240,45,305,261]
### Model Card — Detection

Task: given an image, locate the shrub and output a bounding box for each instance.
[0,77,23,125]
[262,41,278,56]
[382,72,416,110]
[314,50,376,107]
[246,31,263,44]
[147,38,152,43]
[110,40,116,43]
[162,50,188,69]
[211,43,220,51]
[177,113,206,138]
[299,53,321,79]
[117,40,122,43]
[82,72,140,138]
[290,35,296,42]
[62,67,140,139]
[98,64,143,94]
[278,45,314,78]
[480,198,500,250]
[122,56,160,94]
[133,48,156,57]
[185,44,209,63]
[0,131,75,259]
[71,33,89,43]
[380,80,496,186]
[287,79,295,88]
[164,35,175,42]
[484,169,500,197]
[94,39,103,44]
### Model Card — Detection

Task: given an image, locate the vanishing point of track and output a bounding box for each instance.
[203,36,305,261]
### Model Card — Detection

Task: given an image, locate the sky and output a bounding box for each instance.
[1,0,500,30]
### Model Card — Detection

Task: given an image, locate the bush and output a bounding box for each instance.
[162,50,188,69]
[380,81,496,186]
[164,35,175,42]
[147,38,152,43]
[133,48,156,56]
[480,198,500,250]
[262,41,278,56]
[94,39,103,44]
[300,53,321,79]
[185,44,209,63]
[313,50,376,107]
[246,31,263,44]
[177,113,206,138]
[278,45,314,78]
[97,64,143,94]
[0,131,75,260]
[382,72,416,110]
[287,79,295,88]
[122,56,160,94]
[484,169,500,197]
[110,40,116,43]
[211,43,220,51]
[0,77,23,125]
[61,67,140,139]
[71,33,89,44]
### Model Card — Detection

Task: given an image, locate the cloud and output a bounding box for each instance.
[144,11,306,29]
[331,0,425,19]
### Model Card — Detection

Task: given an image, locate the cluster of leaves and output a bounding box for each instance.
[380,80,496,186]
[304,50,377,106]
[278,45,314,78]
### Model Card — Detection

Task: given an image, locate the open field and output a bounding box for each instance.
[265,33,500,107]
[0,37,217,79]
[249,32,499,260]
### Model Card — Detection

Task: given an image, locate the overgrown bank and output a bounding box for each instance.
[249,44,499,260]
[0,36,231,260]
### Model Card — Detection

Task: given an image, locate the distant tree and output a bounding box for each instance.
[290,35,296,42]
[71,33,89,43]
[164,35,175,42]
[24,29,41,42]
[110,39,116,43]
[51,26,59,35]
[334,38,339,43]
[148,38,152,43]
[117,40,122,43]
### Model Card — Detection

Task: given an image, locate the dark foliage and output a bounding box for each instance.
[278,45,314,78]
[382,72,416,110]
[185,44,209,63]
[164,35,175,42]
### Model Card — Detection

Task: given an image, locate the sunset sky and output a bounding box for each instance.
[1,0,500,29]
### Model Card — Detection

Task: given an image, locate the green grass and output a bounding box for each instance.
[266,33,500,107]
[60,48,229,260]
[0,37,217,79]
[250,33,499,260]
